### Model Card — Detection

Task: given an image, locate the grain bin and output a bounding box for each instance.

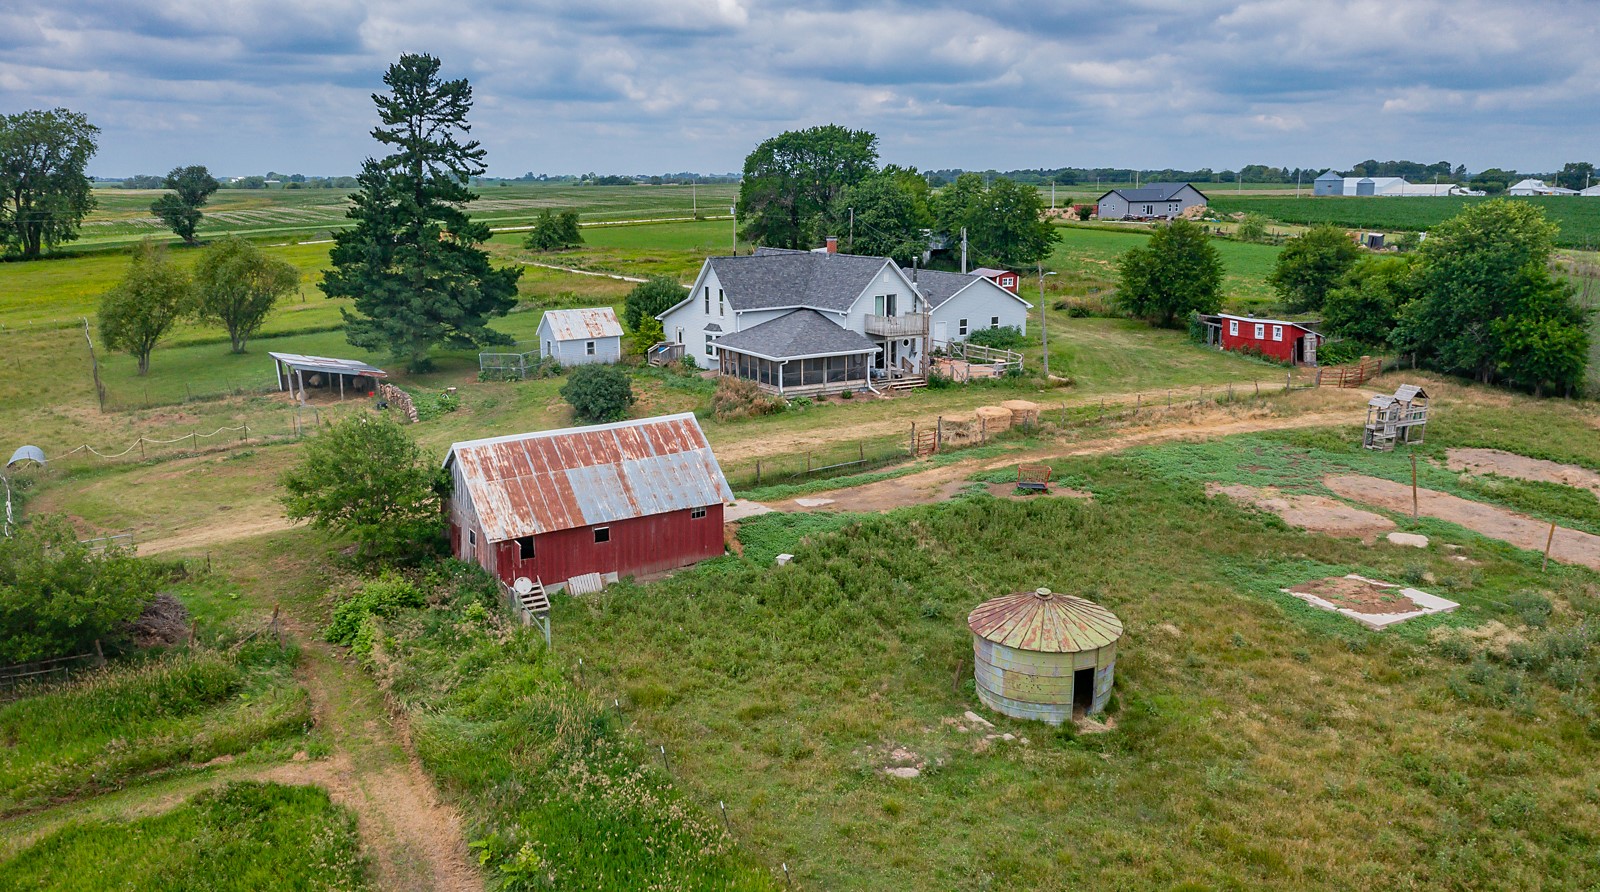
[968,588,1123,723]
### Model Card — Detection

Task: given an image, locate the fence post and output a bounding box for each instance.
[806,452,812,475]
[1286,371,1292,393]
[859,441,864,464]
[910,422,916,455]
[936,416,943,450]
[755,459,761,486]
[139,439,146,461]
[190,432,198,451]
[1135,393,1141,414]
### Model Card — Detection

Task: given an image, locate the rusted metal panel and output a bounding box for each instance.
[969,589,1122,723]
[443,413,734,543]
[967,589,1123,654]
[540,308,624,341]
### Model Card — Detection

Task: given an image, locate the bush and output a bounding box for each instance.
[1315,339,1375,366]
[926,370,952,389]
[711,376,781,421]
[622,276,687,330]
[560,364,636,423]
[325,573,424,646]
[965,325,1027,350]
[523,209,582,252]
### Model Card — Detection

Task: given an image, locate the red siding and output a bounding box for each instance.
[1220,319,1315,363]
[477,503,725,587]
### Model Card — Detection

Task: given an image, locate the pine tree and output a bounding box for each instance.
[321,54,521,371]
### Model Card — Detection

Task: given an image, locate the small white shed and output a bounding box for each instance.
[537,308,624,366]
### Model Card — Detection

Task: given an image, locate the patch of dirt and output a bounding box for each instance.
[723,522,744,557]
[1326,474,1600,571]
[129,592,191,647]
[983,482,1094,501]
[1207,483,1395,540]
[1288,576,1420,615]
[137,514,295,556]
[1447,448,1600,496]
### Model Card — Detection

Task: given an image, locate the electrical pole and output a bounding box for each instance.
[1050,178,1055,209]
[692,180,696,217]
[1296,170,1301,198]
[729,206,736,255]
[1038,264,1056,379]
[960,228,968,274]
[849,207,854,251]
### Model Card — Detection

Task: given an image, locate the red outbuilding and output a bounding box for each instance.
[1215,313,1323,365]
[968,267,1021,295]
[442,413,734,593]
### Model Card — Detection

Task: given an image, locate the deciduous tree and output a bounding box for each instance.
[622,276,687,330]
[933,174,1061,268]
[320,53,521,371]
[279,415,443,564]
[150,165,220,244]
[98,240,193,375]
[1268,224,1363,312]
[1321,255,1415,346]
[0,108,98,258]
[193,237,300,353]
[737,125,878,249]
[1555,161,1595,192]
[1115,220,1222,327]
[820,168,931,264]
[524,209,582,251]
[1490,267,1591,397]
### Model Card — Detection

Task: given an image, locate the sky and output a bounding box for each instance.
[2,1,1596,178]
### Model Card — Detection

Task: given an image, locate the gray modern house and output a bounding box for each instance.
[1094,183,1208,220]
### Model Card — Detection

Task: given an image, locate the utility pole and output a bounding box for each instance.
[730,206,736,255]
[960,228,968,274]
[1049,178,1055,209]
[1296,170,1301,198]
[1038,264,1056,379]
[848,207,854,251]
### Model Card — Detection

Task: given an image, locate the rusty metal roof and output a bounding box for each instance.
[539,308,623,341]
[443,413,733,542]
[968,589,1123,653]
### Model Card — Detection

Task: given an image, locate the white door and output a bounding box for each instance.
[933,320,948,346]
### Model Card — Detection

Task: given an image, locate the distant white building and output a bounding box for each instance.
[1581,185,1600,197]
[1312,171,1472,197]
[1508,178,1579,196]
[537,308,624,366]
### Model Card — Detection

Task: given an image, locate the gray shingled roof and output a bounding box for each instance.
[709,249,894,313]
[1102,182,1202,202]
[903,268,1033,310]
[712,309,879,360]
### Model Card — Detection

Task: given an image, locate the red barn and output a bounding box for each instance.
[968,267,1021,295]
[1216,313,1323,365]
[442,413,734,592]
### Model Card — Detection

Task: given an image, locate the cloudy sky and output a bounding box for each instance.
[2,1,1595,177]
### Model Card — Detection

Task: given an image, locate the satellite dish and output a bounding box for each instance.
[513,577,535,595]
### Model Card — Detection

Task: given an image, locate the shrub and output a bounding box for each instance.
[560,364,636,423]
[965,325,1027,350]
[1315,339,1373,366]
[711,376,781,421]
[622,276,687,330]
[925,370,952,389]
[841,388,855,400]
[523,209,582,252]
[325,573,424,646]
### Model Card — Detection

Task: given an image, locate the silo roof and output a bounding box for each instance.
[968,589,1123,653]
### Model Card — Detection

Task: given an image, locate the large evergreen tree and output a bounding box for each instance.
[0,108,99,259]
[321,54,521,371]
[737,125,878,249]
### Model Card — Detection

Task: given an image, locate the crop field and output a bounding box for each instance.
[73,182,740,249]
[1210,195,1600,248]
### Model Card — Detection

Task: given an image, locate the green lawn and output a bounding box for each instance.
[1044,224,1284,313]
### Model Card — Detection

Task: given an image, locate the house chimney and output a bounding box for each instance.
[825,236,837,254]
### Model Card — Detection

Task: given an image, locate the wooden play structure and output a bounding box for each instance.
[1363,384,1429,451]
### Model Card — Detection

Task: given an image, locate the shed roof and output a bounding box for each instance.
[968,267,1011,278]
[1393,384,1427,402]
[706,249,896,313]
[711,309,879,361]
[540,307,623,341]
[905,268,1033,310]
[268,352,387,378]
[443,413,733,542]
[1217,313,1319,330]
[968,589,1123,654]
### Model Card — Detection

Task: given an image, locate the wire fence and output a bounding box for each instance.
[41,405,333,468]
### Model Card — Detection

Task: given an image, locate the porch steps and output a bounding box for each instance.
[889,376,927,391]
[515,578,551,614]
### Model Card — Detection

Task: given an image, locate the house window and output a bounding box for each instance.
[691,506,707,519]
[959,318,969,336]
[990,316,1000,329]
[1271,325,1283,342]
[1142,204,1153,215]
[1228,320,1238,336]
[467,529,476,548]
[516,535,535,560]
[594,527,610,544]
[1254,323,1265,339]
[703,286,709,314]
[585,340,596,355]
[874,294,898,316]
[705,333,715,356]
[1001,276,1014,287]
[718,289,725,315]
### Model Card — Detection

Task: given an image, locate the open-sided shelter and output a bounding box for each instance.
[442,413,734,593]
[269,352,387,400]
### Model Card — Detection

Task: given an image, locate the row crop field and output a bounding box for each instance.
[1210,195,1600,248]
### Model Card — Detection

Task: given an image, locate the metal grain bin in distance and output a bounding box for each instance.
[968,588,1124,724]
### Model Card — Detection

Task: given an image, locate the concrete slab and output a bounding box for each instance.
[1282,574,1458,630]
[1386,532,1431,548]
[724,499,774,523]
[793,497,835,508]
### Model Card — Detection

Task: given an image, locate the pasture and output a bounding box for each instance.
[1210,195,1600,248]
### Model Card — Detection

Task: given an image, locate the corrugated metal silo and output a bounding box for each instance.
[968,588,1123,724]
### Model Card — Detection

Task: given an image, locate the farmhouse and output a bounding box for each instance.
[1208,313,1323,365]
[442,413,733,593]
[1094,183,1207,220]
[907,268,1032,346]
[658,242,930,394]
[537,308,623,366]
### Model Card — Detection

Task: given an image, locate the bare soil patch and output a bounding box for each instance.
[1446,448,1600,496]
[138,514,295,555]
[1325,474,1600,571]
[1288,576,1419,615]
[1207,483,1395,540]
[984,482,1094,501]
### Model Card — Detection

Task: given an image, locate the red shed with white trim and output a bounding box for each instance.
[443,413,734,592]
[1217,313,1322,365]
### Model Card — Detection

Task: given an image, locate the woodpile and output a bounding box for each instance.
[1000,400,1040,427]
[378,382,419,423]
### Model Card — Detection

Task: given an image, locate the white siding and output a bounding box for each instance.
[929,280,1030,344]
[536,316,623,366]
[657,261,729,365]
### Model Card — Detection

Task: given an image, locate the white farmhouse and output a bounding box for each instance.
[908,268,1032,346]
[658,240,930,395]
[536,308,624,366]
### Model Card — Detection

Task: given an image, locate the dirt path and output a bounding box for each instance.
[137,514,296,556]
[1206,483,1395,540]
[1325,474,1600,571]
[1446,448,1600,496]
[769,407,1359,513]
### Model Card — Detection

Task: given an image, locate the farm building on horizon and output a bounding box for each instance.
[537,307,624,366]
[1314,171,1480,197]
[1508,178,1580,196]
[442,413,733,593]
[1094,183,1207,220]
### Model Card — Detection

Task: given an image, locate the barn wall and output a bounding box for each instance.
[446,461,494,574]
[1220,319,1308,363]
[490,503,725,587]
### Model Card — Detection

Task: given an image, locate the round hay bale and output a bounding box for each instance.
[975,406,1012,433]
[1000,399,1040,426]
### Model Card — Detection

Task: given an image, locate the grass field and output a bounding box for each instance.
[1210,195,1600,249]
[1044,224,1284,312]
[0,782,367,891]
